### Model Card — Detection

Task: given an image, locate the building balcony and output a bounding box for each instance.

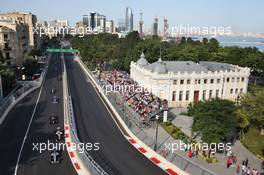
[3,47,12,51]
[4,38,9,42]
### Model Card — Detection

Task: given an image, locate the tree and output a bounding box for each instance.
[0,50,16,95]
[202,38,208,45]
[70,33,264,73]
[188,98,237,144]
[28,49,41,57]
[22,58,38,78]
[208,38,219,52]
[236,108,250,139]
[0,50,3,62]
[239,92,264,135]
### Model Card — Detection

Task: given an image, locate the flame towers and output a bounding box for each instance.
[125,7,133,32]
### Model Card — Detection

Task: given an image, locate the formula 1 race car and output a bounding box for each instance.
[54,127,64,141]
[51,88,56,94]
[50,150,62,164]
[49,113,59,125]
[51,96,59,104]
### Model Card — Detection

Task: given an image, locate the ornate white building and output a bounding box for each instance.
[130,53,250,107]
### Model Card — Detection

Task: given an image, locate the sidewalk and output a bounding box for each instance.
[159,107,264,175]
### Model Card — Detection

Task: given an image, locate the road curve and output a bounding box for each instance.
[65,53,168,175]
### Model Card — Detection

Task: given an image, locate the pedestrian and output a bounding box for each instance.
[227,150,232,157]
[245,158,249,167]
[236,165,240,175]
[187,149,192,158]
[202,150,206,157]
[226,158,231,168]
[208,149,211,158]
[246,167,251,175]
[252,169,257,175]
[194,150,198,158]
[242,164,246,175]
[232,156,237,167]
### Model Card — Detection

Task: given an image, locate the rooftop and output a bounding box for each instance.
[135,55,241,74]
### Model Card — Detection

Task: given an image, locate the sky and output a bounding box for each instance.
[1,0,264,33]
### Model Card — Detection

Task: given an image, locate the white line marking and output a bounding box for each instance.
[14,62,49,175]
[14,84,44,175]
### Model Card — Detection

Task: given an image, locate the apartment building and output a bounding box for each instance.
[0,18,29,65]
[0,12,39,49]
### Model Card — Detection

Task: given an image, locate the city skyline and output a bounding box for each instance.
[1,0,264,34]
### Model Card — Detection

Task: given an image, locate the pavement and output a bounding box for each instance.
[150,107,264,175]
[0,53,76,175]
[65,53,168,175]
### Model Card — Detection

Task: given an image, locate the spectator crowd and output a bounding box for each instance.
[104,70,162,121]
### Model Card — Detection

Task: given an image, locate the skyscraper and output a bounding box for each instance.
[117,18,126,32]
[90,11,96,29]
[82,12,106,32]
[152,17,158,36]
[106,20,114,33]
[83,15,89,26]
[163,17,169,38]
[125,7,133,32]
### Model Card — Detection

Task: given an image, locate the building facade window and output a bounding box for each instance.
[173,80,177,85]
[216,90,219,98]
[186,90,190,101]
[203,90,206,100]
[240,88,243,93]
[217,79,221,84]
[179,91,183,101]
[209,90,213,99]
[180,79,184,84]
[237,77,240,82]
[204,79,207,84]
[230,89,233,94]
[241,77,245,82]
[210,79,214,84]
[4,34,8,40]
[194,79,201,84]
[187,79,191,84]
[227,78,230,82]
[232,77,235,82]
[235,88,238,94]
[172,91,176,101]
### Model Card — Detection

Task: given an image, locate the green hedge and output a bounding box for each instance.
[161,122,189,142]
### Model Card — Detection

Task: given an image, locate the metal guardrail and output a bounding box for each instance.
[0,62,47,122]
[62,53,108,175]
[87,73,218,175]
[68,96,109,175]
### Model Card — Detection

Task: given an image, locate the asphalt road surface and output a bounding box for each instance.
[0,53,76,175]
[65,53,167,175]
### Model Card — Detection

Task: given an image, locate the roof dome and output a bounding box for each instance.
[136,52,148,66]
[153,61,168,73]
